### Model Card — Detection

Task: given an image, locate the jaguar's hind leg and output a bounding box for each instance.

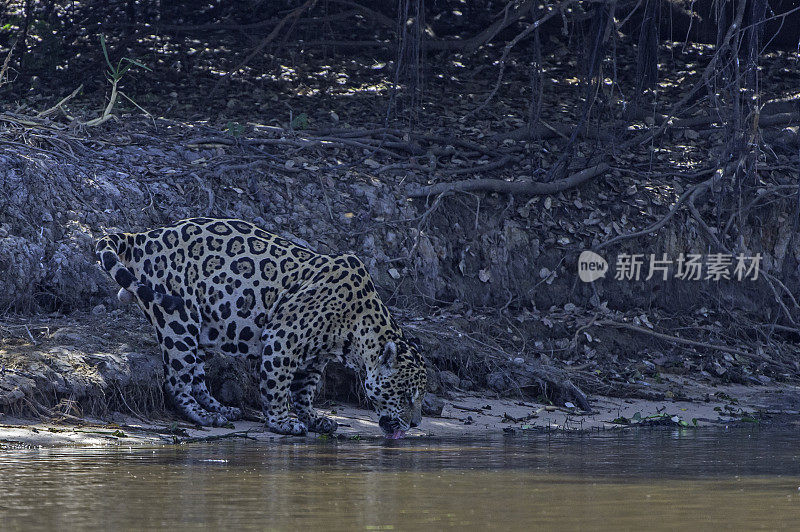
[150,305,229,427]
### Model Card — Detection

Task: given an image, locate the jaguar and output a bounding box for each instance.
[95,217,426,438]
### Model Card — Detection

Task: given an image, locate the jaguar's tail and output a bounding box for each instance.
[95,234,184,313]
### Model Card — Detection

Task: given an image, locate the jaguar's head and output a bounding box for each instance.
[364,338,427,439]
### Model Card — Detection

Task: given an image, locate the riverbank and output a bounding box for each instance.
[3,308,800,446]
[3,383,799,447]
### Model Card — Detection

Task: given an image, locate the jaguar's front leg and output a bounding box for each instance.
[291,359,337,434]
[259,331,307,435]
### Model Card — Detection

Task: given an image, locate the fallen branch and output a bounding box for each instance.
[493,121,613,142]
[641,111,800,134]
[180,430,258,443]
[451,403,487,413]
[510,362,592,411]
[724,184,799,237]
[439,154,515,176]
[593,320,756,358]
[213,159,302,174]
[188,135,403,158]
[408,162,609,197]
[191,173,215,216]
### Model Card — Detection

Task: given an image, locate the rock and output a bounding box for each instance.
[51,328,83,345]
[91,304,106,316]
[422,394,444,416]
[182,150,204,163]
[204,352,253,407]
[217,379,244,406]
[486,370,510,392]
[438,370,460,389]
[425,366,440,393]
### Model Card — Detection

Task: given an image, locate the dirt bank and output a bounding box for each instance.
[3,19,800,441]
[4,387,798,447]
[2,309,799,446]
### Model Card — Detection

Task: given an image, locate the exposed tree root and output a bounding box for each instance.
[591,319,754,358]
[507,361,592,412]
[493,121,613,142]
[596,167,717,250]
[408,162,609,197]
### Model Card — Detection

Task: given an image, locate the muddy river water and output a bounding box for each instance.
[1,426,799,530]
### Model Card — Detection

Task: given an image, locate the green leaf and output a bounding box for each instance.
[100,35,114,72]
[632,412,641,422]
[225,121,244,137]
[291,112,310,130]
[122,57,151,71]
[117,63,132,79]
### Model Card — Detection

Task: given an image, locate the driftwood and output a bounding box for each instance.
[509,362,592,412]
[408,162,609,197]
[648,111,799,131]
[493,122,614,142]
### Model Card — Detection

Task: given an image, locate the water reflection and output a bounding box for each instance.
[2,427,800,529]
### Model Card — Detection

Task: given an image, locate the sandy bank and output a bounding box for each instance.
[3,383,799,447]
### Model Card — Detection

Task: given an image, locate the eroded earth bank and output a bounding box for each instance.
[4,5,800,443]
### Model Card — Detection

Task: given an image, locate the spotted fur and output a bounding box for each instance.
[95,218,426,435]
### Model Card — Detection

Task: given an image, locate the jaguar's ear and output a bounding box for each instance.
[381,341,397,368]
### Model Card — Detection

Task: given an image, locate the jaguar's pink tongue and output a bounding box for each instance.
[387,430,406,439]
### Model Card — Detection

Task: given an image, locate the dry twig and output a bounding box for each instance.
[0,44,13,88]
[37,85,83,119]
